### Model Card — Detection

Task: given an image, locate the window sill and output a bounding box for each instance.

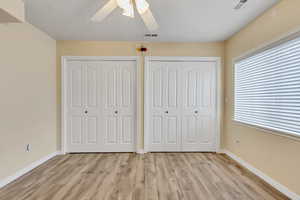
[232,119,300,142]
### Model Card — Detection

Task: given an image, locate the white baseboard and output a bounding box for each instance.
[136,149,147,154]
[0,151,61,189]
[222,150,300,200]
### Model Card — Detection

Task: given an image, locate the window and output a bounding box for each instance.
[234,35,300,137]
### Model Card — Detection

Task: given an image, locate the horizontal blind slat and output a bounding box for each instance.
[236,69,300,85]
[235,112,300,129]
[237,38,300,66]
[234,102,300,108]
[238,52,300,74]
[237,65,300,83]
[236,81,300,92]
[235,108,300,120]
[235,106,300,114]
[235,35,300,136]
[236,76,300,89]
[235,84,300,93]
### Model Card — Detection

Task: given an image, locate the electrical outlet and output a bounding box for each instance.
[26,144,31,152]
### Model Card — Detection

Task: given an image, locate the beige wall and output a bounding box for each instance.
[57,41,225,149]
[0,23,56,180]
[224,0,300,195]
[0,0,25,22]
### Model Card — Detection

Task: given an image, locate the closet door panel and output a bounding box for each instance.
[147,59,217,152]
[86,66,98,108]
[101,61,136,152]
[104,64,117,109]
[101,62,118,148]
[104,115,118,144]
[86,116,98,144]
[151,116,163,144]
[181,61,216,151]
[116,61,136,150]
[120,116,134,144]
[66,61,85,151]
[83,64,102,148]
[182,115,198,145]
[165,116,179,144]
[70,116,83,145]
[68,62,84,110]
[66,60,136,152]
[148,62,181,151]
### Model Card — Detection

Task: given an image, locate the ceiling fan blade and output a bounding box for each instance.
[140,9,159,32]
[91,0,118,22]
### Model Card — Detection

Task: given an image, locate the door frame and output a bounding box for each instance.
[144,56,222,153]
[61,56,141,154]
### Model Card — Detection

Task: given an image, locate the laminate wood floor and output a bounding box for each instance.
[0,153,289,200]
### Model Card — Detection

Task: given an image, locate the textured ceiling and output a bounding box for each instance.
[25,0,279,42]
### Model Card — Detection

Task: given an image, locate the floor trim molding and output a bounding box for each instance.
[0,151,61,189]
[136,149,147,154]
[222,149,300,200]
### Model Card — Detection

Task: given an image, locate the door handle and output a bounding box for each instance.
[84,110,88,114]
[194,110,198,114]
[165,111,168,114]
[115,110,118,114]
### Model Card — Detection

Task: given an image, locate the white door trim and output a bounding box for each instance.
[144,56,222,152]
[61,56,140,154]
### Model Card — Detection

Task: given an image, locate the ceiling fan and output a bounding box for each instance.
[91,0,159,32]
[234,0,248,10]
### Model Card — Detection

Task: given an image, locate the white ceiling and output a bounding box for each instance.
[24,0,279,42]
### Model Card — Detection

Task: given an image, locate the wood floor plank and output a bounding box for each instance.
[115,153,137,200]
[0,153,290,200]
[166,153,209,200]
[145,153,159,200]
[133,154,145,200]
[155,153,184,200]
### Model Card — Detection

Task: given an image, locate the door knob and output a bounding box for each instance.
[84,110,88,114]
[165,111,168,114]
[115,110,118,114]
[194,110,198,114]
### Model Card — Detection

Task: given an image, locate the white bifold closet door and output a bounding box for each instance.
[181,62,217,151]
[66,60,136,152]
[149,62,182,151]
[147,61,217,152]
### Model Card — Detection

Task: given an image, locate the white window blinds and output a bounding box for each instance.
[234,35,300,137]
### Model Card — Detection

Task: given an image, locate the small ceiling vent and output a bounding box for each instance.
[234,0,248,10]
[144,34,158,38]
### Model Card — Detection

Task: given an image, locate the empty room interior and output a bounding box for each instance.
[1,0,300,199]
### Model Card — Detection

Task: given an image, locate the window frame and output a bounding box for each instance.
[232,30,300,140]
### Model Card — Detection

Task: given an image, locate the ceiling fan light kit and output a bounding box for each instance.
[117,0,150,17]
[135,0,150,14]
[91,0,158,31]
[117,0,134,17]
